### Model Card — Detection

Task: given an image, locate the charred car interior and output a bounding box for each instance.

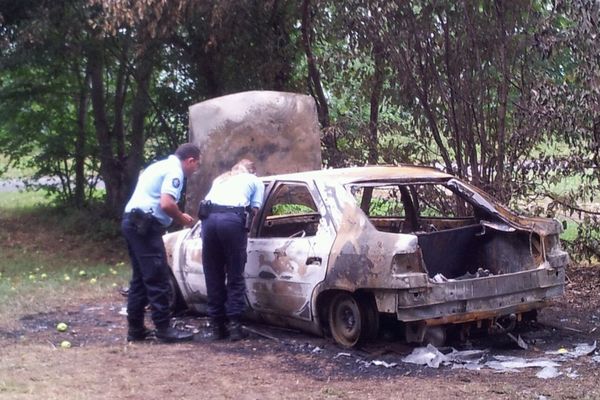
[351,181,543,280]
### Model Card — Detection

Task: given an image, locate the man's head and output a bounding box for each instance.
[232,158,256,174]
[175,143,201,177]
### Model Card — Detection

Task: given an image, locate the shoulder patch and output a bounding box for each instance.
[172,178,181,188]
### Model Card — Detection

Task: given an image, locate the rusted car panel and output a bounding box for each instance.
[164,165,569,348]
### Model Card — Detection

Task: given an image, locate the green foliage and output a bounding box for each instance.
[368,198,404,217]
[1,0,599,259]
[272,203,315,216]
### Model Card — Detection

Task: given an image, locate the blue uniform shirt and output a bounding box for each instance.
[205,172,264,209]
[124,155,184,226]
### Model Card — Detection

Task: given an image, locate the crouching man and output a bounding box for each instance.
[122,143,200,343]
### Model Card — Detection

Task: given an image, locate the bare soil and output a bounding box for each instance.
[1,262,599,400]
[2,210,599,399]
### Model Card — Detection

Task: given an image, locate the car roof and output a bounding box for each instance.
[261,165,453,184]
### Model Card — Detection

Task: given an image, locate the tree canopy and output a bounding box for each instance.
[0,0,598,256]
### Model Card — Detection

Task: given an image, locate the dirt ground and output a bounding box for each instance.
[0,263,599,400]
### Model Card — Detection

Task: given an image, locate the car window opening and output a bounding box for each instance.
[258,183,321,238]
[350,183,543,281]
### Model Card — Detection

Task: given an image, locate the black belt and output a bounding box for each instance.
[210,204,246,213]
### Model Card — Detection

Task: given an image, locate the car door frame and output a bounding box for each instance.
[245,179,336,321]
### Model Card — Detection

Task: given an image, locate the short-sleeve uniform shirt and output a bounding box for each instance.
[124,155,184,226]
[205,173,264,209]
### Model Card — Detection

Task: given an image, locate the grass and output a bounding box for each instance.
[0,189,129,327]
[0,189,50,215]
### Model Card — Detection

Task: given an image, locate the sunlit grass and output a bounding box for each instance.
[0,190,129,327]
[0,263,129,327]
[0,189,50,216]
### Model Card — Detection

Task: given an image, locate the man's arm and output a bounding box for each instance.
[160,194,194,227]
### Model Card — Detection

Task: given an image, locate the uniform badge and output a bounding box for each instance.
[172,178,181,188]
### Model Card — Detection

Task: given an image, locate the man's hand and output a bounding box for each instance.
[160,194,195,227]
[178,212,195,227]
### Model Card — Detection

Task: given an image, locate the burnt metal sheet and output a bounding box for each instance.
[185,91,321,215]
[448,179,563,235]
[316,181,421,291]
[395,267,566,323]
[266,165,453,186]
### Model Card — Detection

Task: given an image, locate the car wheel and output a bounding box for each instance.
[166,273,185,315]
[357,293,379,341]
[328,292,375,348]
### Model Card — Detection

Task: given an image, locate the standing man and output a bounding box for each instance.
[122,143,200,343]
[201,159,264,341]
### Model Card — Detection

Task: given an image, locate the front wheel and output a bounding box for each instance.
[166,272,186,315]
[328,292,378,348]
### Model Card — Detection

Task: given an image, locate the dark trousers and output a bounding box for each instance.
[122,215,170,329]
[201,212,248,320]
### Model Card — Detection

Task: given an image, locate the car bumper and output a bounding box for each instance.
[392,265,565,325]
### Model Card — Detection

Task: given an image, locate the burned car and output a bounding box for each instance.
[163,165,568,348]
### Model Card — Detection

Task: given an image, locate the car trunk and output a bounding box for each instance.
[416,223,539,280]
[395,223,566,325]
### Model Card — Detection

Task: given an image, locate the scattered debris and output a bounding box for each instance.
[355,359,398,369]
[536,366,561,379]
[486,355,560,372]
[334,352,352,359]
[545,342,597,358]
[400,342,596,379]
[370,360,397,368]
[506,331,528,350]
[402,344,449,368]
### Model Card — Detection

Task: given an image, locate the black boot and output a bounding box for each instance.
[228,317,248,341]
[155,326,194,343]
[127,326,153,342]
[204,318,228,341]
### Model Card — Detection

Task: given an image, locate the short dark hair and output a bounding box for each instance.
[175,143,200,160]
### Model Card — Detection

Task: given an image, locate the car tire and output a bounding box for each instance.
[328,292,377,348]
[166,272,186,315]
[357,293,379,341]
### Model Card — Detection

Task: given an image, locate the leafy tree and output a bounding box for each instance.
[0,0,98,207]
[527,0,600,258]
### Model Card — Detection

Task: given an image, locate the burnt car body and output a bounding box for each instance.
[163,165,568,348]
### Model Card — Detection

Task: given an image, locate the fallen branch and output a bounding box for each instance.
[242,326,282,342]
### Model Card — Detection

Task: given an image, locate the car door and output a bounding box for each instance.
[245,180,335,321]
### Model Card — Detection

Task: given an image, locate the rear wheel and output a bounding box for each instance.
[357,293,379,341]
[328,292,379,348]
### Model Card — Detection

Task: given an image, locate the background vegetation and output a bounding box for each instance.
[0,0,598,258]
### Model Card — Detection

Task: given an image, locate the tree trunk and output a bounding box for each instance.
[301,0,329,128]
[124,52,155,204]
[494,1,509,199]
[87,41,122,215]
[74,70,91,208]
[368,40,385,165]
